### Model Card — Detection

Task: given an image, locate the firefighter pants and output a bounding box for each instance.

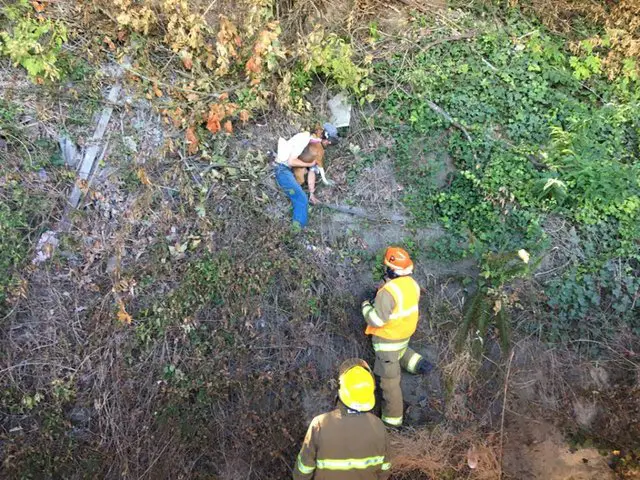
[373,345,424,426]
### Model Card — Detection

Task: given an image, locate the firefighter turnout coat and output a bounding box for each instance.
[363,275,420,346]
[362,275,424,426]
[293,404,391,479]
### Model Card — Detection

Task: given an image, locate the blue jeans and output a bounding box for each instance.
[274,164,308,227]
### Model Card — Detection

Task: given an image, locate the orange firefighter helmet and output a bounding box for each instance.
[384,246,414,275]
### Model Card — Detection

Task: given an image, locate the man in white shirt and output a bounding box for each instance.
[274,124,338,228]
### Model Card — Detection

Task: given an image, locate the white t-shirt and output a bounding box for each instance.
[275,132,311,165]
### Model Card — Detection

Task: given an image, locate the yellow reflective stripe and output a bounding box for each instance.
[406,352,422,373]
[297,454,316,474]
[363,304,385,327]
[385,281,418,319]
[382,415,403,426]
[316,456,385,470]
[385,281,404,308]
[389,304,418,319]
[382,462,392,471]
[373,340,409,352]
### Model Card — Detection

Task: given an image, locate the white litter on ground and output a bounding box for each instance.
[328,92,352,128]
[32,230,59,264]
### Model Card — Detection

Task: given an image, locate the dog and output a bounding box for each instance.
[293,126,336,186]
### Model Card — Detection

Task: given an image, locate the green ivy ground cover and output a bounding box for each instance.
[375,12,639,344]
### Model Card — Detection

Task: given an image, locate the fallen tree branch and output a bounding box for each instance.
[319,203,407,223]
[121,63,244,99]
[425,100,474,145]
[425,99,479,161]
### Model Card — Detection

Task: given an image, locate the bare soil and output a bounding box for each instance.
[503,417,614,480]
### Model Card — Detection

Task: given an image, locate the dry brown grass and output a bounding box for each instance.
[0,63,383,477]
[277,0,445,41]
[390,425,500,479]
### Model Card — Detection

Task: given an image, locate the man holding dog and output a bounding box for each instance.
[273,123,339,229]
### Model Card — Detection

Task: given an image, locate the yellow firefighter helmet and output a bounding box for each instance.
[338,358,375,412]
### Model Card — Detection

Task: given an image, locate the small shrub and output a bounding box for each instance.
[455,249,536,357]
[298,29,373,99]
[0,169,49,311]
[0,196,29,306]
[545,260,640,344]
[134,254,225,347]
[516,0,640,81]
[0,0,68,81]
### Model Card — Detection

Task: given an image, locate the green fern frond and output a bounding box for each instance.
[455,289,484,352]
[534,177,568,205]
[495,307,510,354]
[471,296,491,359]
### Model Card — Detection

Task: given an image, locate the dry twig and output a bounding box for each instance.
[498,350,515,480]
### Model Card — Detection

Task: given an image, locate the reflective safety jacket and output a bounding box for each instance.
[293,405,391,480]
[363,276,420,347]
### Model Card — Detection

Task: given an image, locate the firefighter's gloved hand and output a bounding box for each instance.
[416,358,435,375]
[362,290,377,304]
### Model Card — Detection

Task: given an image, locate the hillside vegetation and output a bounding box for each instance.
[1,0,639,478]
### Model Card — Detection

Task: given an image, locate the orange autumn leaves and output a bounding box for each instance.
[113,12,282,156]
[245,23,283,86]
[216,16,242,77]
[111,12,279,155]
[184,98,250,155]
[185,126,199,155]
[205,101,232,134]
[117,299,133,324]
[31,0,46,13]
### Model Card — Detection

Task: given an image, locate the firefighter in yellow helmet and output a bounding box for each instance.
[361,247,434,427]
[293,359,391,479]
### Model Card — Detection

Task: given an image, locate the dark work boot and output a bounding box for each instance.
[415,358,434,375]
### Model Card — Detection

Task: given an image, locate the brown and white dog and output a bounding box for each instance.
[293,125,338,186]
